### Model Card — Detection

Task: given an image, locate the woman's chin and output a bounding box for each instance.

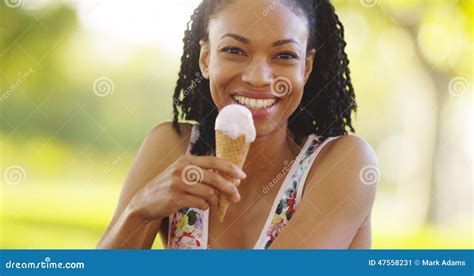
[253,119,283,139]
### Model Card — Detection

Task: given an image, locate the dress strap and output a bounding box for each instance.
[294,135,342,207]
[185,124,200,155]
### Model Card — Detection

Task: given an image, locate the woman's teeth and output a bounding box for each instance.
[233,95,277,109]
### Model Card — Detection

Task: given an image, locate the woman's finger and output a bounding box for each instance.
[174,194,210,211]
[184,183,219,206]
[200,169,240,202]
[188,156,247,180]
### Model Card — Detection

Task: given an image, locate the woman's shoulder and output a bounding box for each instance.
[134,121,195,176]
[305,134,379,204]
[148,121,195,154]
[312,134,377,166]
[323,134,377,161]
[148,121,194,142]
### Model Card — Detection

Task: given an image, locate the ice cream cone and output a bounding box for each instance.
[215,130,251,222]
[214,104,256,222]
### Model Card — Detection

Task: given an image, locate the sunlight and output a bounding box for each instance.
[76,0,201,57]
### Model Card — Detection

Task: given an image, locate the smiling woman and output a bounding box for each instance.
[97,0,379,250]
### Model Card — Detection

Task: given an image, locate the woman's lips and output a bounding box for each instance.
[246,104,278,118]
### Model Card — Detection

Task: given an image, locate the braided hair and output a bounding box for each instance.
[172,0,356,156]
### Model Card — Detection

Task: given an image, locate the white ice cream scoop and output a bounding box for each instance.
[215,104,256,144]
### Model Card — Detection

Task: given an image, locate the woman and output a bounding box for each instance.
[98,0,379,249]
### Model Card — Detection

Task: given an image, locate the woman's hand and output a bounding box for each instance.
[128,155,246,221]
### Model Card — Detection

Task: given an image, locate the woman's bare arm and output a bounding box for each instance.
[97,122,192,249]
[268,135,378,249]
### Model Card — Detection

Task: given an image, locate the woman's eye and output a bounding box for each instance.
[276,52,298,60]
[221,47,245,56]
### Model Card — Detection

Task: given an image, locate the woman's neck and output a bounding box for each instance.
[243,126,295,171]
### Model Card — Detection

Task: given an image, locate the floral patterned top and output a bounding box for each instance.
[168,125,341,249]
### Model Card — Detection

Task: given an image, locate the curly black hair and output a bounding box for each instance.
[172,0,356,156]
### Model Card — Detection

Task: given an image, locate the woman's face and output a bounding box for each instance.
[199,0,315,137]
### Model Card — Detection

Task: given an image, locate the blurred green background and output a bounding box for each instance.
[1,0,472,249]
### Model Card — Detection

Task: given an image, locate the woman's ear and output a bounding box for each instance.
[304,49,316,84]
[199,39,210,79]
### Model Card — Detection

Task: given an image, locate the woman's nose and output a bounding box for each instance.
[241,58,273,88]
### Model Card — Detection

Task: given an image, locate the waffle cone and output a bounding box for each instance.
[215,130,251,222]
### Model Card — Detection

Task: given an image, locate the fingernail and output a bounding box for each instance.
[233,193,241,203]
[238,169,246,179]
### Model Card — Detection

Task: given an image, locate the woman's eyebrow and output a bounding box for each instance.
[273,38,300,47]
[220,33,300,47]
[221,33,249,44]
